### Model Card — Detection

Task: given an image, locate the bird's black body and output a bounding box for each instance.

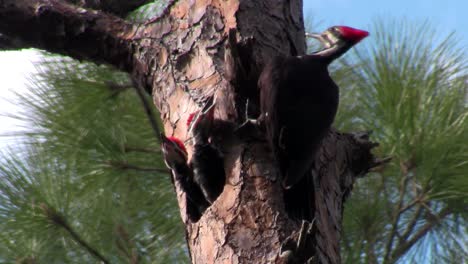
[191,143,225,203]
[188,99,226,204]
[172,163,211,222]
[160,134,210,222]
[260,55,339,189]
[258,25,369,220]
[259,55,338,221]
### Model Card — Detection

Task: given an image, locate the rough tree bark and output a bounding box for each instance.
[0,0,387,263]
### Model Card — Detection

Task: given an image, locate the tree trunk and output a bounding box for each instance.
[0,1,386,263]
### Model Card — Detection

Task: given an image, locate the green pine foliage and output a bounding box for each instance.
[126,0,169,23]
[333,19,467,263]
[0,54,188,263]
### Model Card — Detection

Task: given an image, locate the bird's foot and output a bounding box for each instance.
[235,99,264,134]
[236,117,261,131]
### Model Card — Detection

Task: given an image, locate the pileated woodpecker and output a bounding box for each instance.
[160,134,210,222]
[259,25,369,190]
[187,99,226,204]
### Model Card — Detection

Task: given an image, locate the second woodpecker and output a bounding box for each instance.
[160,134,210,221]
[187,98,226,204]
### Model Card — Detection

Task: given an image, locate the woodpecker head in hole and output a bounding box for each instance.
[307,26,369,49]
[186,97,216,144]
[160,133,188,169]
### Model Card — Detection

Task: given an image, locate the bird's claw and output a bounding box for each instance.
[236,117,260,131]
[235,99,262,131]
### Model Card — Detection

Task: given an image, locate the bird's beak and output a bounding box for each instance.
[306,32,326,45]
[201,96,216,115]
[306,32,331,49]
[305,32,322,41]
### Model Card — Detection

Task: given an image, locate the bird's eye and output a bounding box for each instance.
[332,27,339,32]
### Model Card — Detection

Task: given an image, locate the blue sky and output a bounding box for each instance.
[303,0,467,46]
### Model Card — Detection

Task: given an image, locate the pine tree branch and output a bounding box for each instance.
[0,0,180,94]
[132,83,162,144]
[105,160,168,173]
[124,145,160,153]
[382,178,394,224]
[40,204,110,264]
[311,130,388,264]
[399,203,424,242]
[15,256,37,264]
[105,81,133,98]
[115,224,140,263]
[0,0,137,71]
[399,195,425,215]
[383,172,411,264]
[65,0,154,17]
[105,80,162,144]
[390,207,452,263]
